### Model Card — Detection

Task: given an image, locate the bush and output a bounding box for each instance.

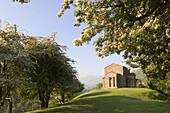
[97,83,103,89]
[167,97,170,105]
[136,79,145,88]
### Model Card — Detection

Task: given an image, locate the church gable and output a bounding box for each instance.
[104,63,124,75]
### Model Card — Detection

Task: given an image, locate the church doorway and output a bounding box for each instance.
[113,77,115,87]
[109,77,112,87]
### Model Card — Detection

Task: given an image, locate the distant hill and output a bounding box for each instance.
[132,69,146,82]
[77,73,103,88]
[80,86,98,94]
[78,69,147,89]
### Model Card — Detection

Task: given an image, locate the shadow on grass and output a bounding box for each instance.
[142,91,167,100]
[79,91,110,98]
[33,95,170,113]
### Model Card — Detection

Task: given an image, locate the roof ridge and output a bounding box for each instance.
[104,63,125,69]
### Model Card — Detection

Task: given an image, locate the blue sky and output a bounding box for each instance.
[0,0,129,86]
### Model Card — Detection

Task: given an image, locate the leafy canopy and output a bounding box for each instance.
[58,0,170,95]
[11,0,170,96]
[17,33,79,109]
[13,0,30,4]
[0,20,36,108]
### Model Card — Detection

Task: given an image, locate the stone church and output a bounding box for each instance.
[103,63,137,89]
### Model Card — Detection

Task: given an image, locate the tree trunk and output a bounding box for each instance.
[0,87,4,108]
[39,96,46,109]
[0,87,2,99]
[67,94,71,101]
[167,97,170,105]
[9,97,12,113]
[7,94,12,113]
[147,82,169,96]
[45,96,50,108]
[38,89,51,109]
[55,96,62,104]
[61,91,65,104]
[38,90,45,109]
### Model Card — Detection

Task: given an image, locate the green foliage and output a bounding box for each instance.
[0,94,40,113]
[52,79,84,104]
[12,0,170,98]
[147,72,170,96]
[0,20,84,111]
[26,88,170,113]
[13,0,30,4]
[59,0,170,96]
[48,99,58,108]
[0,20,36,110]
[97,83,103,89]
[136,79,145,88]
[142,91,167,101]
[17,33,80,109]
[69,79,84,95]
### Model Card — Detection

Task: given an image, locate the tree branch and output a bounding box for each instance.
[129,1,168,22]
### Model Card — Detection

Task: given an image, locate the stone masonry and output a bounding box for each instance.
[103,63,137,89]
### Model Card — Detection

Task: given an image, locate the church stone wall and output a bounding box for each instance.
[117,74,124,88]
[103,73,117,88]
[103,63,136,89]
[123,67,130,75]
[105,63,124,75]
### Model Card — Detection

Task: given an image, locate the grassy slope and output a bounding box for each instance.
[27,88,170,113]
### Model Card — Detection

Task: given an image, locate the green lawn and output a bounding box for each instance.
[26,88,170,113]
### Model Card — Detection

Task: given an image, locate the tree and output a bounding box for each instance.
[63,79,84,102]
[13,0,30,4]
[0,21,36,112]
[97,83,103,89]
[52,63,84,104]
[0,20,83,110]
[12,0,170,96]
[58,0,170,96]
[147,72,170,97]
[136,79,145,88]
[17,33,82,109]
[20,35,66,109]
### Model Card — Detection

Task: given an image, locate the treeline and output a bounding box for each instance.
[0,20,84,112]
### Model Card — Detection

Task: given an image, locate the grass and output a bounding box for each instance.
[26,88,170,113]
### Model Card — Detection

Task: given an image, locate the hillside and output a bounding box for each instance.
[78,73,103,88]
[26,88,170,113]
[132,69,146,82]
